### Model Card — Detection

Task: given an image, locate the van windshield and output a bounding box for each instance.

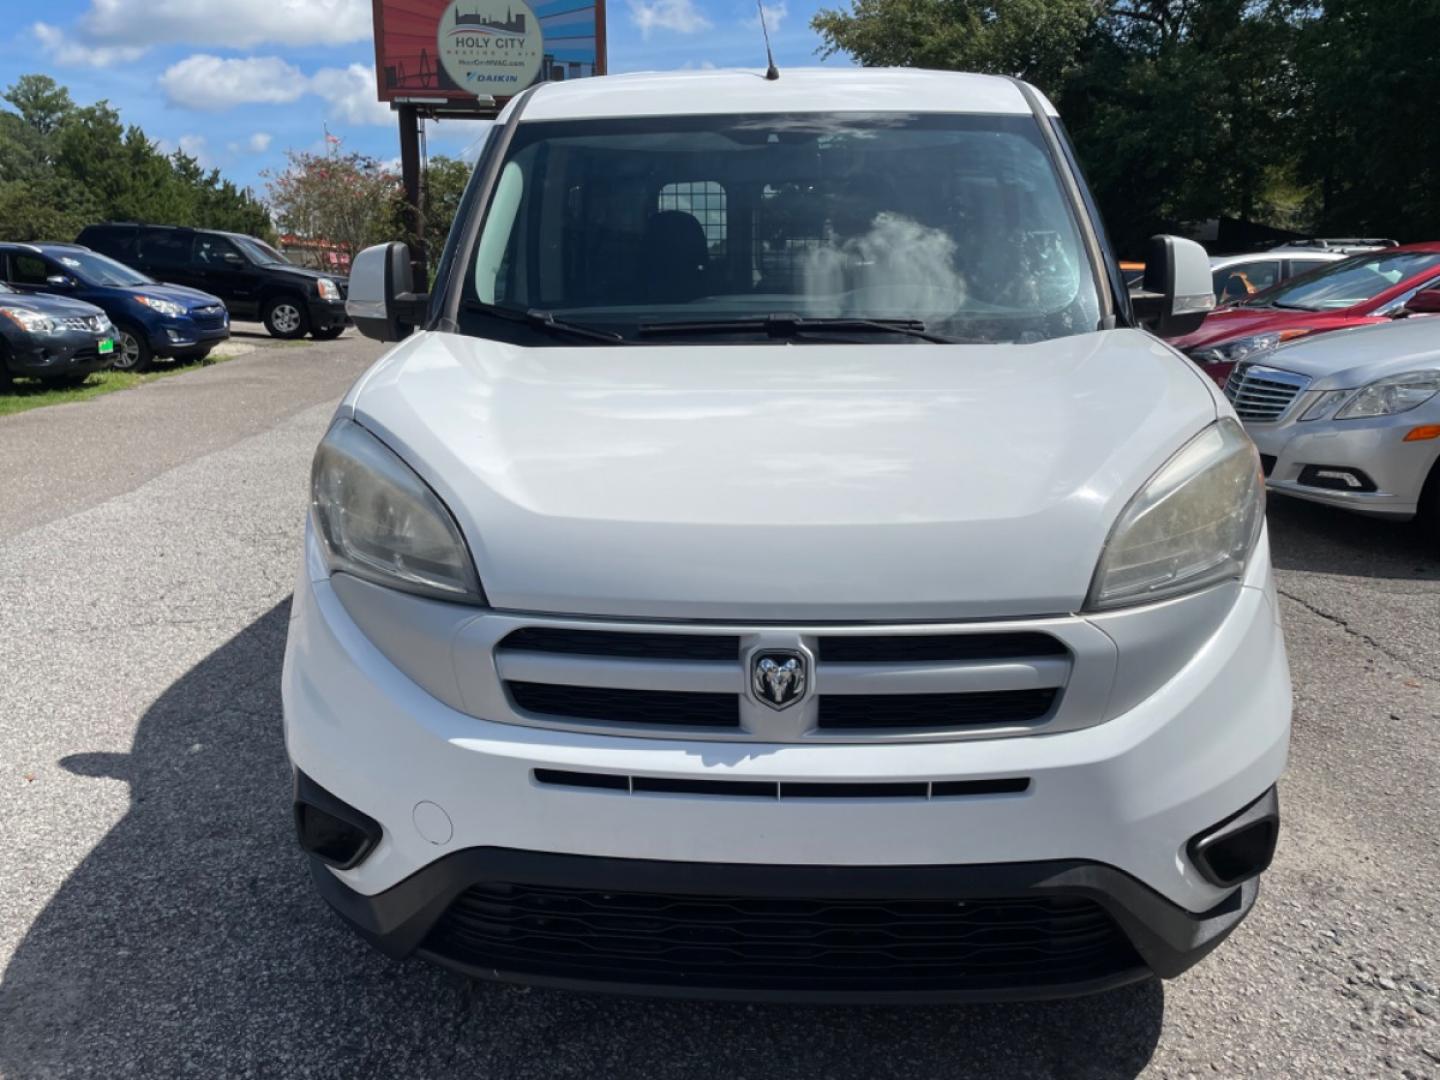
[459,112,1102,345]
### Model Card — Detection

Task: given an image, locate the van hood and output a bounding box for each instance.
[347,329,1219,620]
[1257,316,1440,390]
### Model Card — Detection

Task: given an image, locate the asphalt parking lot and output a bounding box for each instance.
[1,335,1437,1079]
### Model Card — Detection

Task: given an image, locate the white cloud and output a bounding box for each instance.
[749,1,788,31]
[248,131,273,153]
[308,64,393,126]
[629,0,712,37]
[159,55,307,110]
[77,0,370,49]
[32,22,146,67]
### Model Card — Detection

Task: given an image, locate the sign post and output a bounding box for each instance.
[371,0,607,278]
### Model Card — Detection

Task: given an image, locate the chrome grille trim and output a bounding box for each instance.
[60,315,107,332]
[1224,363,1311,421]
[466,617,1114,744]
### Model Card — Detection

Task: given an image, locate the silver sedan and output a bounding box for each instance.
[1223,313,1440,538]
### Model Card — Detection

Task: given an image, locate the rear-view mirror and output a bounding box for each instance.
[1402,287,1440,317]
[346,242,428,342]
[45,274,74,289]
[1129,235,1215,338]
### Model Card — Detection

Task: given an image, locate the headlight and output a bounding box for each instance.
[1193,329,1313,366]
[311,418,482,602]
[1333,371,1440,419]
[1087,419,1264,610]
[317,278,341,301]
[0,306,57,332]
[134,295,185,317]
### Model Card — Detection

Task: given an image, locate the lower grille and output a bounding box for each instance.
[424,881,1140,994]
[818,689,1057,730]
[508,682,738,728]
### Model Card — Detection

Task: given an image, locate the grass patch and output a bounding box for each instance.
[0,351,238,419]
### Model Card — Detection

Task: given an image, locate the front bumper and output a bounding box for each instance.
[283,529,1291,998]
[1247,408,1440,518]
[307,298,348,331]
[304,826,1268,1002]
[149,317,230,358]
[4,328,114,379]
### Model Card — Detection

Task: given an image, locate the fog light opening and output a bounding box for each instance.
[1187,788,1280,889]
[1297,465,1377,493]
[293,771,382,870]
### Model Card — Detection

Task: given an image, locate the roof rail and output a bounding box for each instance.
[1273,237,1398,251]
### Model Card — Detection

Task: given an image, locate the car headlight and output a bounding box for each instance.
[311,418,483,602]
[0,306,57,332]
[317,278,341,301]
[1087,419,1264,610]
[1193,329,1313,366]
[1299,389,1350,421]
[134,295,186,318]
[1333,371,1440,419]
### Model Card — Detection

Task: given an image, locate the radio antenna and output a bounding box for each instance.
[757,0,780,80]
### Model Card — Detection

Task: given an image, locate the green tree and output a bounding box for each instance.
[266,150,400,264]
[0,74,273,244]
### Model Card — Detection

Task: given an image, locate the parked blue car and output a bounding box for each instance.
[0,281,116,389]
[0,242,229,372]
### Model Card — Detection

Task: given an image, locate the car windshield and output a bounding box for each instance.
[1242,250,1440,312]
[52,249,153,287]
[234,236,291,266]
[459,112,1102,345]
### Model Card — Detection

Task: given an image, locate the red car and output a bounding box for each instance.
[1173,242,1440,385]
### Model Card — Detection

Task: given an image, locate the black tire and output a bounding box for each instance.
[0,349,13,392]
[311,325,345,341]
[263,296,310,339]
[1418,459,1440,545]
[111,324,154,373]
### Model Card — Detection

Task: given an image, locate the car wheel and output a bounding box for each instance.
[1418,459,1440,544]
[0,353,12,392]
[311,325,345,341]
[111,326,154,373]
[263,297,310,339]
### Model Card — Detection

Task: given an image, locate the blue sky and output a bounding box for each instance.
[0,0,849,196]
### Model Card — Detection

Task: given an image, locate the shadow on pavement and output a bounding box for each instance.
[1267,497,1440,580]
[0,601,1164,1079]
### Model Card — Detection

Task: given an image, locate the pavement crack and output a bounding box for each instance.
[1278,587,1440,686]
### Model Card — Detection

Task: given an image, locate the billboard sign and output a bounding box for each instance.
[373,0,605,107]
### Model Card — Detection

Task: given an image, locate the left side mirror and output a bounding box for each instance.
[223,252,246,267]
[45,274,75,289]
[1129,235,1215,338]
[346,242,428,342]
[1402,287,1440,317]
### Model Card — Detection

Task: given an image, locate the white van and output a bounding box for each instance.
[283,68,1290,1002]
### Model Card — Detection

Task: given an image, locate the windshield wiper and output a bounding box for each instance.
[637,313,961,344]
[463,300,623,343]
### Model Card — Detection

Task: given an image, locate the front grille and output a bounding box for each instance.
[818,633,1066,663]
[61,315,106,332]
[423,881,1140,994]
[818,689,1058,730]
[1224,363,1310,421]
[493,625,1072,740]
[499,628,739,661]
[508,682,739,728]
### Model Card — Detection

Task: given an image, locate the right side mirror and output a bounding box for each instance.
[1401,287,1440,317]
[346,242,428,342]
[1129,235,1215,338]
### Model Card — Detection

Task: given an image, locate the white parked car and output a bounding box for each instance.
[1225,295,1440,535]
[1210,248,1348,305]
[283,68,1290,1002]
